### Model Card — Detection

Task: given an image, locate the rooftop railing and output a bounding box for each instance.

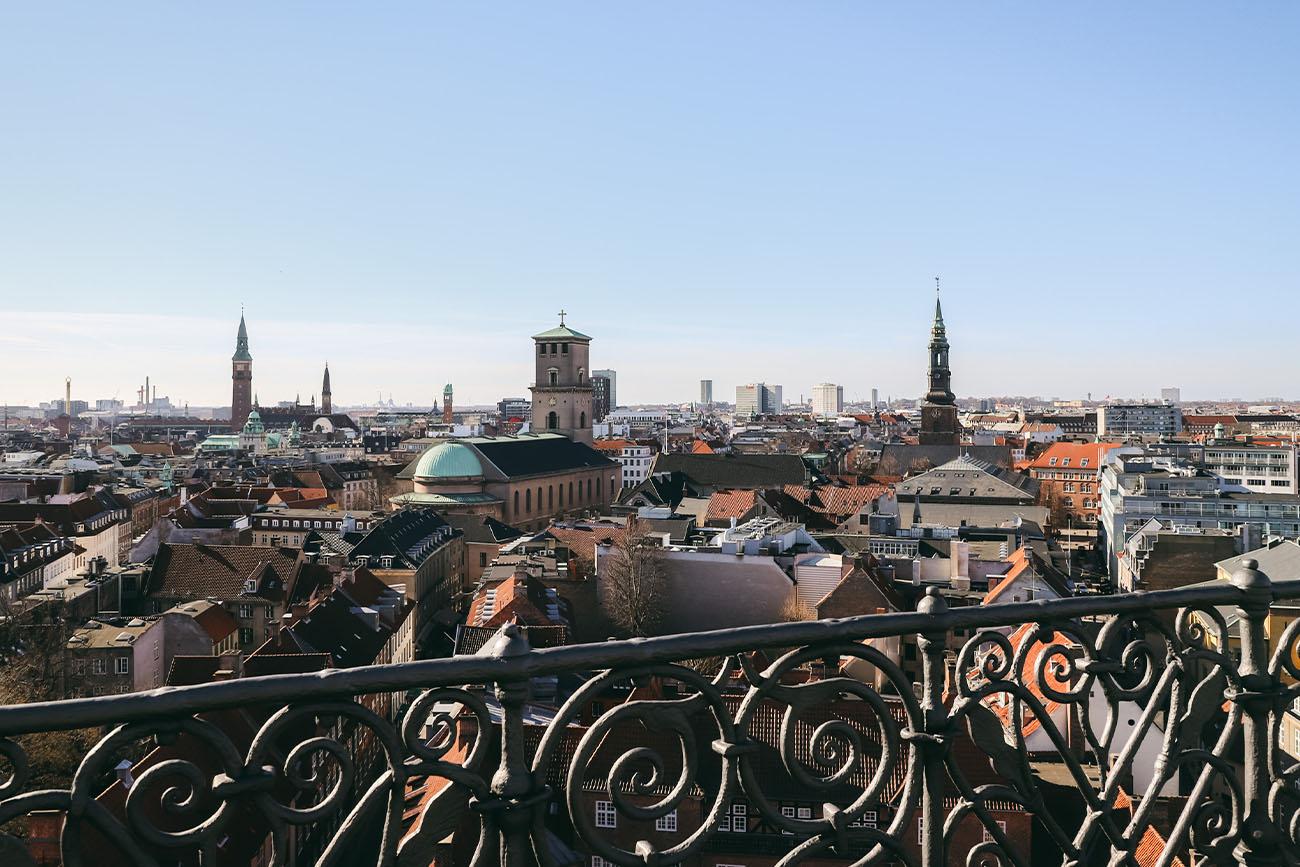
[2,565,1300,865]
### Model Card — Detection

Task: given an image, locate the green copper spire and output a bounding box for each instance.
[932,277,945,333]
[232,313,252,362]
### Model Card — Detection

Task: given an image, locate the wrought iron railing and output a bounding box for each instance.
[2,561,1300,866]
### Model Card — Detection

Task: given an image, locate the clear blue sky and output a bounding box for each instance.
[2,3,1297,408]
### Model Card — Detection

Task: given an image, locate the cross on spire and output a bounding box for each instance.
[557,309,567,326]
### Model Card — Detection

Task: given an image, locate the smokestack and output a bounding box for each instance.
[64,377,71,416]
[146,376,150,408]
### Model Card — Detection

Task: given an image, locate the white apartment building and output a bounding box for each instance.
[1097,403,1182,437]
[1149,440,1300,496]
[812,383,844,417]
[618,444,654,488]
[1098,449,1300,576]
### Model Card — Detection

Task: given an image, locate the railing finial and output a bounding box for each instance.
[1231,557,1270,591]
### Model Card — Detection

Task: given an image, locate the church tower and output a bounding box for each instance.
[919,281,960,446]
[231,313,253,431]
[321,363,332,414]
[443,383,454,425]
[529,312,594,446]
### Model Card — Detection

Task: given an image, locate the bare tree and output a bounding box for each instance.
[601,532,667,637]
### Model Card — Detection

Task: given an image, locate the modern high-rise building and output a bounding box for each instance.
[812,383,844,416]
[736,383,782,418]
[700,380,713,407]
[1161,387,1181,405]
[231,313,253,431]
[592,369,617,409]
[530,315,595,446]
[870,388,879,410]
[591,374,611,422]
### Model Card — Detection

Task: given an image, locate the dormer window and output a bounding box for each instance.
[1048,457,1058,466]
[1061,458,1070,466]
[380,556,394,568]
[244,579,257,593]
[1080,458,1089,467]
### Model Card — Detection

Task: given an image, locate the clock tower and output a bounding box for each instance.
[529,311,594,446]
[231,312,253,432]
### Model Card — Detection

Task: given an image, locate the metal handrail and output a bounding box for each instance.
[1,577,1293,736]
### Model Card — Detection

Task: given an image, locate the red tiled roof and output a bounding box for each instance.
[978,622,1076,738]
[1134,824,1186,867]
[1182,414,1236,427]
[1027,441,1122,470]
[192,603,239,642]
[705,489,757,522]
[689,440,714,454]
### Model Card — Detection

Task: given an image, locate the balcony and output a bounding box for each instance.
[2,563,1300,865]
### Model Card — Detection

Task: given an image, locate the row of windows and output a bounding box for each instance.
[260,518,368,531]
[512,477,616,516]
[538,342,571,356]
[76,656,130,676]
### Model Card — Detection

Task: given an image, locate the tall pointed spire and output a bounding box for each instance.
[321,363,332,414]
[233,312,252,362]
[932,277,945,333]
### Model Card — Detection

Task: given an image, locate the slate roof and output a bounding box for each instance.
[895,455,1039,503]
[649,453,809,490]
[396,433,616,481]
[468,434,615,478]
[443,513,525,545]
[1215,540,1300,580]
[273,591,395,668]
[149,542,301,603]
[349,508,457,570]
[877,444,1012,472]
[453,623,569,656]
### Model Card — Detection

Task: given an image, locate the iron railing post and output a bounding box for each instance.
[1231,558,1283,866]
[487,624,536,867]
[917,587,949,867]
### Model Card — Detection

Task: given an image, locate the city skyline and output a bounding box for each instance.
[4,4,1299,405]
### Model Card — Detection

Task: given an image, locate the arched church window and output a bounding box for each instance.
[525,489,531,512]
[514,491,520,514]
[549,369,559,385]
[548,411,558,429]
[580,412,586,429]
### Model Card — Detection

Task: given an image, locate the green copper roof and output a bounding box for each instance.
[532,324,592,341]
[412,440,484,479]
[232,314,252,361]
[932,295,945,332]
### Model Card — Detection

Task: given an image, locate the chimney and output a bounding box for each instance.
[115,760,134,789]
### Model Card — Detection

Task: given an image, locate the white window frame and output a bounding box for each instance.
[115,656,129,675]
[730,803,747,833]
[654,809,677,832]
[982,820,1008,843]
[595,800,616,829]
